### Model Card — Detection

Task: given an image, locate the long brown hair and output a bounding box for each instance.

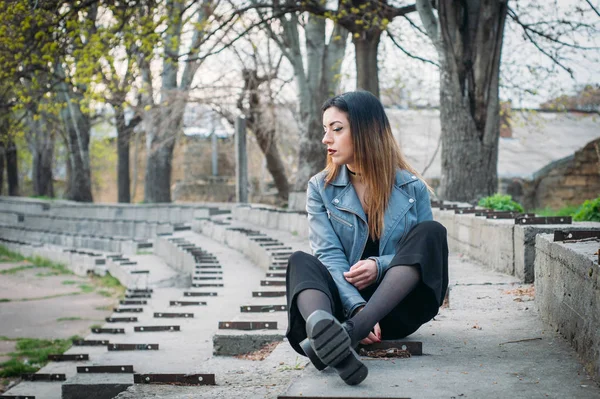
[322,91,430,239]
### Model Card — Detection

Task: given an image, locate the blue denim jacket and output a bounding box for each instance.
[306,166,433,318]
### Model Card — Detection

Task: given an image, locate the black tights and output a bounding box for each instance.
[296,264,420,344]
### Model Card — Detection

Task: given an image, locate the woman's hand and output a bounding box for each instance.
[360,322,381,345]
[344,259,377,290]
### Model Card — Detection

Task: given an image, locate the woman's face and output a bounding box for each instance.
[322,106,354,167]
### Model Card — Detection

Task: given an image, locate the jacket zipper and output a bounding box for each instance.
[397,213,408,244]
[327,209,353,228]
[335,205,368,264]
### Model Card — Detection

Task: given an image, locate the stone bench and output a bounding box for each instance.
[0,223,148,255]
[433,206,600,282]
[535,233,600,380]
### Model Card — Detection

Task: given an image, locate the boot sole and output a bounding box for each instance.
[305,310,368,385]
[300,338,327,371]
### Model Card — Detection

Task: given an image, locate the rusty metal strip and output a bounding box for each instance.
[120,300,147,305]
[553,230,600,242]
[47,354,89,361]
[77,365,134,373]
[359,340,423,355]
[106,317,138,323]
[195,270,223,274]
[192,276,223,280]
[219,321,277,330]
[108,343,159,351]
[261,280,286,286]
[21,373,66,381]
[455,208,488,214]
[516,216,572,225]
[73,340,109,346]
[134,373,216,386]
[154,312,194,318]
[130,270,150,274]
[253,291,286,297]
[114,308,143,313]
[487,212,535,219]
[266,273,286,278]
[192,283,224,288]
[134,326,180,332]
[92,327,125,334]
[183,291,217,297]
[269,266,287,271]
[240,305,287,313]
[169,301,207,306]
[125,294,151,298]
[127,288,153,293]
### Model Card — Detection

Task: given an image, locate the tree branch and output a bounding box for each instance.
[415,0,440,48]
[508,8,600,51]
[585,0,600,17]
[386,29,439,67]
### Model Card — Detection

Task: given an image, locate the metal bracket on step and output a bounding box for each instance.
[77,365,134,373]
[108,344,158,351]
[133,373,215,385]
[218,321,277,330]
[240,305,287,312]
[134,326,180,332]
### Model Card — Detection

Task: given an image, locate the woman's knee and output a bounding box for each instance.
[412,220,446,237]
[288,251,311,267]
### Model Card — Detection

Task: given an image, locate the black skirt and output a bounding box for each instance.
[285,220,449,356]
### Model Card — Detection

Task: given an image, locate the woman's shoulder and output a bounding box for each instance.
[308,170,329,188]
[394,168,422,187]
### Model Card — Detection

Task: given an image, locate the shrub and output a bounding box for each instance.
[478,194,524,212]
[572,197,600,222]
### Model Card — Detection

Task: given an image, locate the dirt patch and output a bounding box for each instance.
[358,347,411,358]
[234,342,280,361]
[503,285,535,302]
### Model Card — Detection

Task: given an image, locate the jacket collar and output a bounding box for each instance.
[329,166,417,224]
[330,165,415,188]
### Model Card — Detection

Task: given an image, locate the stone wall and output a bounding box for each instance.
[507,137,600,210]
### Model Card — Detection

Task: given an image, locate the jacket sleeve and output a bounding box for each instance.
[306,178,366,318]
[369,180,434,284]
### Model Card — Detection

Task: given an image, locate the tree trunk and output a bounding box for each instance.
[243,70,289,201]
[353,31,381,98]
[144,139,175,203]
[62,105,93,202]
[438,66,499,201]
[0,143,4,195]
[33,136,55,197]
[115,108,131,203]
[5,139,19,196]
[417,0,508,202]
[283,16,348,193]
[56,64,93,202]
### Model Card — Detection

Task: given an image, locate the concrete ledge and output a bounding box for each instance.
[62,373,133,399]
[0,240,107,276]
[535,233,600,380]
[514,223,600,283]
[433,206,600,282]
[231,205,308,239]
[213,333,284,356]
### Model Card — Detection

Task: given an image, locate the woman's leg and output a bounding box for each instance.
[347,265,420,344]
[347,220,449,344]
[285,251,341,355]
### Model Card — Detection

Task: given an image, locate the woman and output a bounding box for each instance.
[285,91,449,386]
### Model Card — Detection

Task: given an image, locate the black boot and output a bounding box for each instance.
[305,310,368,386]
[299,337,327,371]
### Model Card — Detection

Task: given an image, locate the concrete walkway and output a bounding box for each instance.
[280,254,600,398]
